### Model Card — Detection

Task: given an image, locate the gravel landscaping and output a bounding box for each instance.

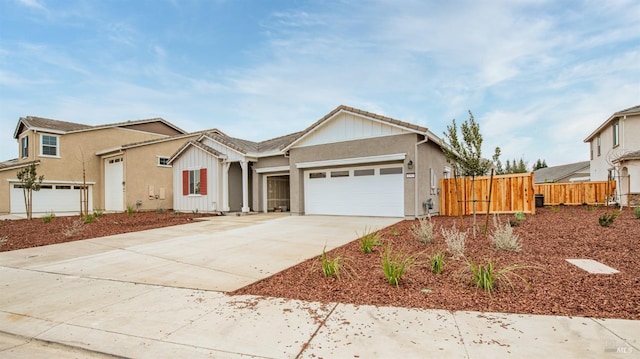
[233,206,640,320]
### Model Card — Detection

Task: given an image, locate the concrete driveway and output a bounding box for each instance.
[0,214,400,292]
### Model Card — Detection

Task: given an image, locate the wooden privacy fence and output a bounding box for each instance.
[533,181,616,206]
[439,173,535,216]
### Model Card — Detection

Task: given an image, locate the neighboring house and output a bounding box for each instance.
[533,161,590,184]
[584,105,640,206]
[169,105,449,218]
[0,116,187,214]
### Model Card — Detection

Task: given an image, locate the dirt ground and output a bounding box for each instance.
[1,206,638,319]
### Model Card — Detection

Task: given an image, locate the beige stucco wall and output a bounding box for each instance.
[120,136,198,211]
[288,133,433,217]
[1,127,170,214]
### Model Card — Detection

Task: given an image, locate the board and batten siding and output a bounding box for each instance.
[201,138,245,162]
[294,112,411,148]
[172,146,220,212]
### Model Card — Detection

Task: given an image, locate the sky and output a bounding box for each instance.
[0,0,639,168]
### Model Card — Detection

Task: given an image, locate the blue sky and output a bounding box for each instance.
[1,0,638,167]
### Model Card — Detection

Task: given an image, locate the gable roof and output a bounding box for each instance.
[533,161,590,183]
[584,104,640,142]
[13,116,185,139]
[282,105,441,151]
[167,140,226,165]
[0,159,40,173]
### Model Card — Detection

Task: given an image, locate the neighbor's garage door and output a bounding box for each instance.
[10,183,93,214]
[304,165,404,217]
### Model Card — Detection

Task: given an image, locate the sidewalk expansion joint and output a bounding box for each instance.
[295,302,339,359]
[451,311,471,359]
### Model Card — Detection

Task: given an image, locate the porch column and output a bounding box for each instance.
[222,162,231,212]
[240,160,250,213]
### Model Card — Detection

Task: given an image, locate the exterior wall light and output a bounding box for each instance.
[407,160,413,170]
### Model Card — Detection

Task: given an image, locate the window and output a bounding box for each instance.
[21,136,28,158]
[309,172,326,179]
[354,169,374,176]
[380,167,403,175]
[158,156,170,166]
[331,170,349,178]
[182,169,207,195]
[612,120,619,147]
[56,185,72,190]
[596,135,601,157]
[41,134,59,156]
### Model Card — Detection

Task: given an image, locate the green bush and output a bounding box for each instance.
[41,212,55,223]
[93,209,104,217]
[359,227,382,254]
[126,205,135,215]
[381,245,415,286]
[634,207,640,219]
[83,214,95,224]
[598,212,619,227]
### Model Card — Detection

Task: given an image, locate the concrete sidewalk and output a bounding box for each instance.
[1,214,638,358]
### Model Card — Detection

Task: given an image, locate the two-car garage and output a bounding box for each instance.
[304,164,405,217]
[9,182,93,214]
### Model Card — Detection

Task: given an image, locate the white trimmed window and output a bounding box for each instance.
[612,120,619,147]
[21,136,28,158]
[40,134,59,157]
[158,156,170,167]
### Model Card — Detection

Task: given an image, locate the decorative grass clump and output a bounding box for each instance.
[430,253,445,274]
[381,245,415,286]
[465,259,527,294]
[359,227,382,254]
[598,212,619,227]
[320,246,342,278]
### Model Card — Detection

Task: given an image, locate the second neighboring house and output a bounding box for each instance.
[533,161,590,184]
[584,104,640,206]
[169,105,450,218]
[0,116,188,214]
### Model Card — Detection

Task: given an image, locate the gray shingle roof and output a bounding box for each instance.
[533,161,590,183]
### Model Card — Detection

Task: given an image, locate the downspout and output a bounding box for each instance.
[414,135,430,219]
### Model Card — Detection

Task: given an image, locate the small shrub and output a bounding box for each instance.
[514,212,526,222]
[126,205,135,215]
[430,253,445,274]
[83,214,95,224]
[359,227,382,254]
[381,245,415,286]
[550,206,560,212]
[490,215,522,251]
[599,212,619,227]
[172,210,181,215]
[192,208,199,215]
[466,259,527,294]
[63,219,85,237]
[0,236,8,246]
[411,217,435,244]
[390,227,401,236]
[320,246,342,278]
[441,225,467,259]
[156,207,165,214]
[634,207,640,219]
[93,209,104,217]
[41,212,56,223]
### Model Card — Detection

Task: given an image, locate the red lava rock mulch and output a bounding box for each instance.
[232,206,640,320]
[0,211,216,252]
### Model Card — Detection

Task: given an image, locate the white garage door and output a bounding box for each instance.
[10,183,93,214]
[304,165,404,217]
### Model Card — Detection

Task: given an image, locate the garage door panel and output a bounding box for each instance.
[305,166,404,217]
[10,184,93,214]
